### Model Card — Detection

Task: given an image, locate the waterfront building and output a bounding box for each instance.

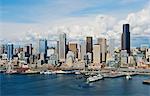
[48,54,58,65]
[120,50,128,67]
[59,33,66,62]
[97,38,107,63]
[68,43,78,58]
[7,43,14,60]
[121,24,130,55]
[66,51,75,67]
[128,56,136,67]
[93,44,101,64]
[146,48,150,63]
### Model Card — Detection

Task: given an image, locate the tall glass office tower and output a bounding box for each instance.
[59,33,66,62]
[121,24,130,54]
[39,39,47,57]
[7,43,13,60]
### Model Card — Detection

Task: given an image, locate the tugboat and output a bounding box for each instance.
[87,74,103,83]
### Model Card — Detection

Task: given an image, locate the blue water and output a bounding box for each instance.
[1,74,150,96]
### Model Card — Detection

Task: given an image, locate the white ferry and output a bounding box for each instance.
[87,74,103,83]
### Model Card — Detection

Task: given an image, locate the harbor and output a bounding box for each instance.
[1,73,149,96]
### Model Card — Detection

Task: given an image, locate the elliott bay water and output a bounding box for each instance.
[1,73,150,96]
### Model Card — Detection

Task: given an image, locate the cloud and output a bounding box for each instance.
[0,0,150,47]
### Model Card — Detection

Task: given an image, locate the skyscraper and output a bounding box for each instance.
[80,41,86,61]
[7,43,13,60]
[93,44,101,63]
[97,38,107,63]
[59,33,66,62]
[68,43,78,58]
[39,39,47,57]
[86,37,93,53]
[29,44,32,55]
[86,37,93,62]
[121,24,130,54]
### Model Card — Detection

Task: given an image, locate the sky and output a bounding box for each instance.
[0,0,150,47]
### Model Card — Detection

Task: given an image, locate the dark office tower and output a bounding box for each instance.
[121,24,130,54]
[86,37,93,53]
[86,37,93,62]
[39,39,47,57]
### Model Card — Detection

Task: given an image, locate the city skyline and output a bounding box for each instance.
[1,1,150,96]
[1,0,150,47]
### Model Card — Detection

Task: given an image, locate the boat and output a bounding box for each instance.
[75,71,81,75]
[126,75,132,80]
[40,70,54,74]
[87,74,103,83]
[143,80,150,85]
[21,69,39,74]
[54,70,75,74]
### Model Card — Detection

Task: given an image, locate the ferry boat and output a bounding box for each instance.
[54,70,75,74]
[87,74,103,83]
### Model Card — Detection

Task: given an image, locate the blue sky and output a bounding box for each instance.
[1,0,149,23]
[0,0,150,47]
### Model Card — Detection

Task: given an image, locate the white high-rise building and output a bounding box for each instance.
[59,33,66,62]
